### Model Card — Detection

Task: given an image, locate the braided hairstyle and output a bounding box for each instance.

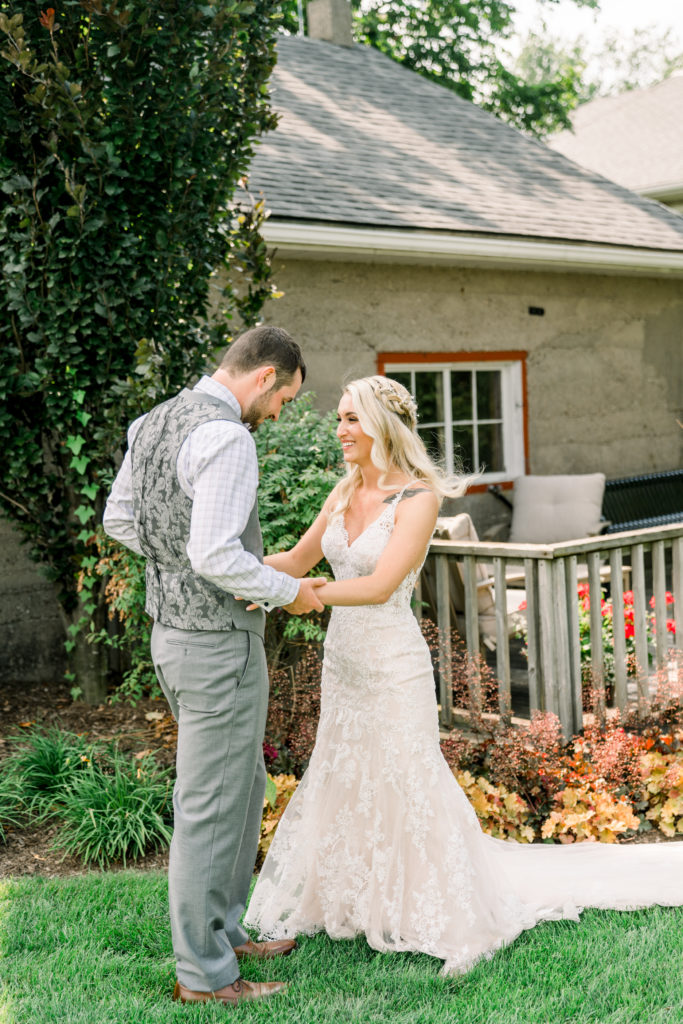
[330,375,467,521]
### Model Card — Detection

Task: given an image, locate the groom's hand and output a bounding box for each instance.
[284,577,327,615]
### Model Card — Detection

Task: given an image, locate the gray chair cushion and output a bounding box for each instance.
[509,473,606,544]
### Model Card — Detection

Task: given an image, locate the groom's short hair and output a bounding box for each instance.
[220,326,306,386]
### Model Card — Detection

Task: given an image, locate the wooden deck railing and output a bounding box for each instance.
[418,523,683,740]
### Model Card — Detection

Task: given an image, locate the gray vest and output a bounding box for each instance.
[131,387,266,636]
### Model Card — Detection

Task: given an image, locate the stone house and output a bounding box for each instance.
[248,0,683,535]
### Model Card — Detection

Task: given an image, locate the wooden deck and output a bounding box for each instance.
[418,523,683,740]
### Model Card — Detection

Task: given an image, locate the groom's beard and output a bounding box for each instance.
[241,393,272,432]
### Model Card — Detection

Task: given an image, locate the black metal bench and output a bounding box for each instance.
[602,469,683,533]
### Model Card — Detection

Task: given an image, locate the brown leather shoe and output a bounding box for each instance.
[173,978,287,1005]
[233,937,297,960]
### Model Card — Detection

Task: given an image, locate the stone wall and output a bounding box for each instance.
[261,259,683,479]
[0,517,65,684]
[255,258,682,537]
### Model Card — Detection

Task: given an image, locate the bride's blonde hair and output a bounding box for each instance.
[331,375,468,519]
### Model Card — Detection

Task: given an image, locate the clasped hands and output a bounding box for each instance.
[239,576,327,615]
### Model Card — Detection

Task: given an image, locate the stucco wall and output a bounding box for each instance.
[0,516,65,684]
[261,259,683,479]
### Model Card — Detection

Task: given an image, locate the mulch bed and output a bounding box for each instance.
[0,677,178,879]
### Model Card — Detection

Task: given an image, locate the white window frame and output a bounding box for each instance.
[383,358,526,484]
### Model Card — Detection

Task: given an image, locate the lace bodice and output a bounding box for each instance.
[321,489,420,617]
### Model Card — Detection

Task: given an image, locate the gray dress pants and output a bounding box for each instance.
[151,622,268,991]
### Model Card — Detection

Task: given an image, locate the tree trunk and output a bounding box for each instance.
[69,628,107,704]
[66,595,108,705]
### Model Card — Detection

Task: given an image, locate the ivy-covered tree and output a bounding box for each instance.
[280,0,598,137]
[0,0,280,702]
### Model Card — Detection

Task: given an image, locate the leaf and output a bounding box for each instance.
[74,505,95,524]
[66,435,86,455]
[265,774,278,809]
[70,455,91,474]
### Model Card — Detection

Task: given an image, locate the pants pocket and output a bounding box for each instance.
[163,630,251,715]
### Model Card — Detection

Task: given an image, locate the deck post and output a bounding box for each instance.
[493,556,511,724]
[463,555,482,714]
[652,541,668,672]
[631,544,649,712]
[609,547,628,712]
[435,553,453,729]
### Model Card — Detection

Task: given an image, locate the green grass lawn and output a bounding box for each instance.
[1,872,682,1023]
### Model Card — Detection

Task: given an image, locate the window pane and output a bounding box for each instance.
[476,370,502,420]
[478,422,505,473]
[418,425,445,462]
[391,371,411,392]
[452,424,474,473]
[450,371,472,423]
[415,371,443,424]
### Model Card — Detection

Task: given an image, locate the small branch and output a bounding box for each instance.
[0,490,33,518]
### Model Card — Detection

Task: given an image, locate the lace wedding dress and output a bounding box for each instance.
[245,492,683,975]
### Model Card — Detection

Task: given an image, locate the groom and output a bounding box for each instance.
[103,326,325,1005]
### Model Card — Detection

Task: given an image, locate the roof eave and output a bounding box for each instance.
[638,183,683,204]
[262,220,683,277]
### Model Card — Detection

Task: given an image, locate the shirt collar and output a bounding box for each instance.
[194,375,242,419]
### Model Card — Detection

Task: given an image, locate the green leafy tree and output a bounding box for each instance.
[0,0,280,702]
[280,0,598,136]
[514,25,683,112]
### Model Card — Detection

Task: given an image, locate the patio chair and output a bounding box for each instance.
[503,472,609,586]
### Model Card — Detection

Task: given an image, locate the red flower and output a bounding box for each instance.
[39,8,55,30]
[517,600,527,611]
[624,623,635,638]
[623,591,634,605]
[667,619,676,635]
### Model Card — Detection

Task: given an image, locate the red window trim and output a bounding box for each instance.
[377,350,530,486]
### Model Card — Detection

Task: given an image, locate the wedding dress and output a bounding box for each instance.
[245,491,683,975]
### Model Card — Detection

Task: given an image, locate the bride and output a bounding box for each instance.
[244,375,683,976]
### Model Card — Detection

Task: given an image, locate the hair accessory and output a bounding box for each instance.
[369,377,418,429]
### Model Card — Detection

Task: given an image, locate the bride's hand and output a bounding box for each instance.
[235,576,328,613]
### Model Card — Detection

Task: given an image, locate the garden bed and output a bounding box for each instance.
[0,676,176,878]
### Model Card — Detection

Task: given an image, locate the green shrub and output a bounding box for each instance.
[255,393,342,668]
[54,753,173,868]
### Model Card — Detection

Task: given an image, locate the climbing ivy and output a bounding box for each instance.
[0,0,280,701]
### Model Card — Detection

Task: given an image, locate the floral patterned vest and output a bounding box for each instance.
[131,388,266,636]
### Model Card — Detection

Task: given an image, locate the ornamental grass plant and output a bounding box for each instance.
[0,725,173,866]
[0,763,23,843]
[4,726,98,819]
[54,752,174,868]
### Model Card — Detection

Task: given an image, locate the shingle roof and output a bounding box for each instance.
[549,75,683,197]
[248,36,683,252]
